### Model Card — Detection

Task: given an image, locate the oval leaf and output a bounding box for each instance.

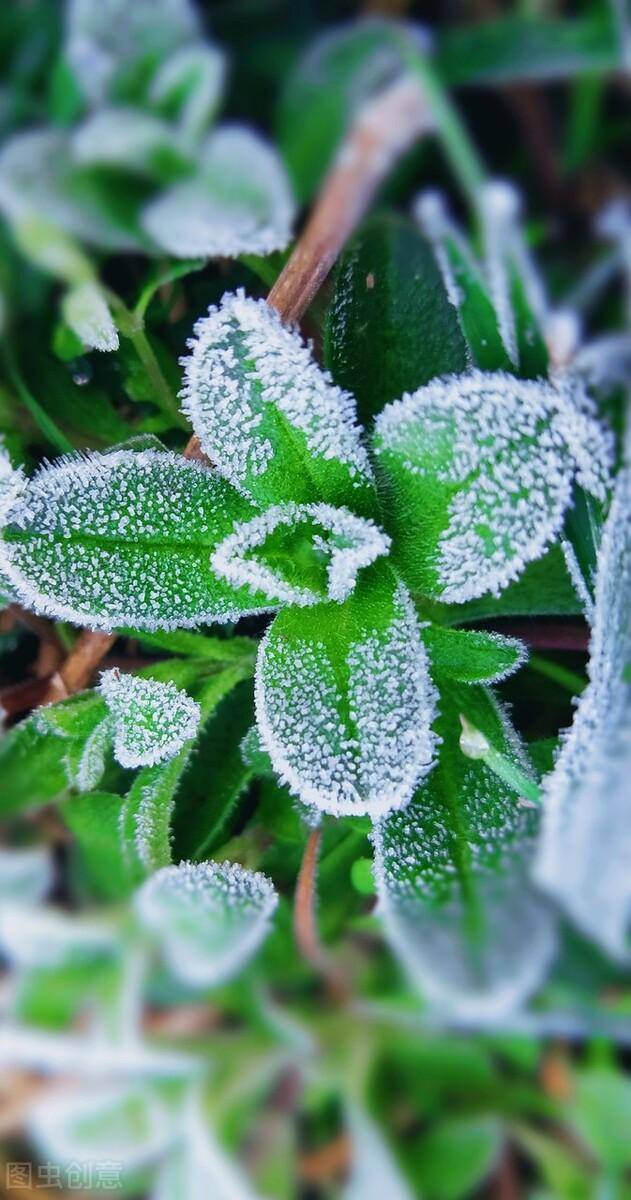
[100,670,200,768]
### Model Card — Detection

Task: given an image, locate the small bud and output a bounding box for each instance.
[459,713,491,761]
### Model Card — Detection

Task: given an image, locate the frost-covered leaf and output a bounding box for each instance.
[325,213,468,425]
[100,670,200,769]
[478,181,549,378]
[135,860,278,988]
[72,108,193,182]
[62,718,111,792]
[149,45,226,141]
[34,690,107,740]
[0,846,53,907]
[423,625,528,684]
[344,1105,413,1200]
[374,683,555,1020]
[0,439,23,602]
[153,1091,262,1200]
[373,370,613,603]
[28,1081,176,1175]
[415,191,511,372]
[65,0,200,105]
[535,470,631,960]
[212,502,390,607]
[0,449,274,631]
[255,563,437,818]
[0,129,145,252]
[0,905,117,969]
[142,126,295,259]
[61,281,119,352]
[181,290,374,511]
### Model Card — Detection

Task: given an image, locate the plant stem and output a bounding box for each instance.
[107,292,187,429]
[528,653,586,695]
[294,827,349,1001]
[1,342,74,455]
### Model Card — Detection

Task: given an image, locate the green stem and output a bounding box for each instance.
[395,35,487,204]
[107,292,187,429]
[528,653,586,695]
[459,714,542,804]
[1,341,74,454]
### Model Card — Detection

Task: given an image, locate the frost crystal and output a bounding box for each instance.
[0,448,272,631]
[212,502,390,606]
[255,575,437,818]
[142,127,295,258]
[373,370,613,603]
[180,289,373,507]
[0,845,53,907]
[100,670,200,769]
[134,860,278,988]
[535,470,631,960]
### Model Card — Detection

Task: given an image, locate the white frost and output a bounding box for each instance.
[134,860,278,988]
[101,670,200,769]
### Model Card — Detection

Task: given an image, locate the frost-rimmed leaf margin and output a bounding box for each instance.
[211,501,391,607]
[534,469,631,959]
[134,859,278,988]
[373,370,613,603]
[180,289,375,511]
[254,563,438,819]
[100,670,201,769]
[0,448,276,632]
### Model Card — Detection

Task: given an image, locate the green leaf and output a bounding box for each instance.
[423,625,527,684]
[64,790,131,901]
[374,682,555,1018]
[172,680,256,860]
[415,192,512,372]
[436,15,619,87]
[61,718,111,793]
[429,545,583,623]
[570,1068,631,1171]
[411,1118,502,1200]
[0,448,275,630]
[181,290,375,513]
[325,214,468,426]
[149,44,226,141]
[100,670,200,768]
[255,562,437,818]
[71,108,194,183]
[134,860,278,988]
[373,371,612,603]
[61,281,119,353]
[141,127,295,259]
[0,713,72,817]
[35,690,108,740]
[212,502,390,607]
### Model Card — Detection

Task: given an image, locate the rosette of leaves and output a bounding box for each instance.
[0,187,616,1014]
[0,0,294,350]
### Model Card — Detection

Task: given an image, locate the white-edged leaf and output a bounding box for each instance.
[0,905,117,969]
[28,1080,176,1174]
[0,845,53,907]
[255,564,437,819]
[181,289,374,510]
[65,0,200,105]
[62,280,119,352]
[0,448,273,631]
[535,469,631,959]
[344,1105,413,1200]
[0,439,23,602]
[63,717,111,792]
[135,860,277,988]
[142,126,295,258]
[72,108,193,182]
[100,670,200,769]
[153,1091,262,1200]
[374,683,555,1021]
[149,44,226,141]
[373,370,613,603]
[212,502,390,607]
[0,129,144,252]
[423,625,528,685]
[0,1024,198,1078]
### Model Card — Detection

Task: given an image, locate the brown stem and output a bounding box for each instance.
[58,630,117,694]
[294,828,349,1002]
[184,74,431,459]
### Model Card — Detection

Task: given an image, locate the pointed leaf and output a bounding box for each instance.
[423,625,528,684]
[255,563,437,818]
[212,502,390,607]
[373,371,613,603]
[325,213,468,425]
[374,683,555,1019]
[135,860,278,988]
[181,289,374,510]
[149,44,226,140]
[64,790,131,901]
[72,108,193,182]
[62,717,111,792]
[61,280,119,353]
[100,670,200,768]
[0,448,273,631]
[142,126,295,259]
[535,470,631,959]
